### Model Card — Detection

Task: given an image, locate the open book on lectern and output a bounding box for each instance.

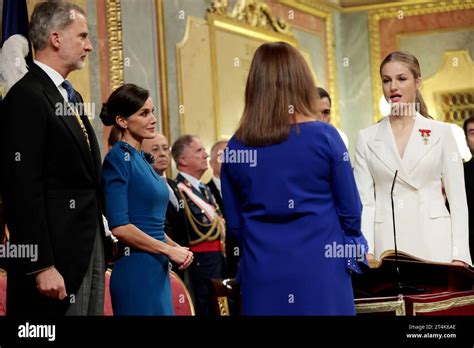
[368,250,453,269]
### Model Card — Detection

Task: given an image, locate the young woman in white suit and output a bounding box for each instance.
[354,51,471,267]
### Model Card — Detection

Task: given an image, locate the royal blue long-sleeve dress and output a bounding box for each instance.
[221,121,367,315]
[102,141,174,315]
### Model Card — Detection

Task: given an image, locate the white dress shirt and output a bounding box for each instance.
[179,172,202,192]
[212,176,222,198]
[34,60,69,102]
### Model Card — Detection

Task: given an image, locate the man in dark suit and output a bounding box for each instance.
[171,135,226,316]
[207,140,240,278]
[141,133,184,247]
[463,117,474,262]
[0,1,105,315]
[207,141,227,216]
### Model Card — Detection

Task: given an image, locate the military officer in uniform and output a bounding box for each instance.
[171,135,226,316]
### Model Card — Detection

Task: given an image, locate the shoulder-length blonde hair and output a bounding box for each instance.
[235,41,319,147]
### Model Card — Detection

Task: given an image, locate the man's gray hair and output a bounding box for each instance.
[171,134,196,166]
[29,1,85,51]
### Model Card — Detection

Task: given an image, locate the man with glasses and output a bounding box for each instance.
[142,133,182,233]
[142,133,180,210]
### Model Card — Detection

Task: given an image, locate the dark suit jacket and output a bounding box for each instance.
[0,63,104,315]
[464,159,474,262]
[164,178,189,248]
[207,178,240,278]
[207,178,224,216]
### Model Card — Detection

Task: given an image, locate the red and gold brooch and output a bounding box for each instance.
[419,129,431,145]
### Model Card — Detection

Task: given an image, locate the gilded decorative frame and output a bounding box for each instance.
[368,0,474,122]
[156,0,170,140]
[309,0,445,13]
[355,298,406,316]
[412,294,474,315]
[395,26,474,50]
[106,0,124,92]
[277,0,340,128]
[217,296,230,316]
[107,1,171,140]
[207,12,298,140]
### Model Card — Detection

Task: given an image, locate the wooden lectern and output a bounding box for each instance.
[352,251,474,316]
[206,252,474,316]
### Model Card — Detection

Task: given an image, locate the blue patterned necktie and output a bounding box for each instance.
[61,80,90,148]
[62,80,77,103]
[199,183,208,199]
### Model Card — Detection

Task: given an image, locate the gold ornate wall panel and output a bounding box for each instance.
[210,0,293,35]
[176,17,216,151]
[177,1,325,145]
[279,0,339,128]
[207,10,297,140]
[312,0,446,13]
[106,0,124,92]
[281,0,333,18]
[368,0,474,122]
[437,89,474,126]
[156,0,170,141]
[421,50,474,124]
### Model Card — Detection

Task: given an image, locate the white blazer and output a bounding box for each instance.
[354,113,472,265]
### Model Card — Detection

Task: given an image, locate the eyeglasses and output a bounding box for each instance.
[151,146,170,154]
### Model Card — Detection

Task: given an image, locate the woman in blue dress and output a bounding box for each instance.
[221,42,368,315]
[100,84,193,315]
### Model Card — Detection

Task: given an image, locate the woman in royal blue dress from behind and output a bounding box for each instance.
[221,42,368,315]
[100,84,193,315]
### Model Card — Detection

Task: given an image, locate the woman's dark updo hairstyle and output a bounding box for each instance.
[100,83,150,127]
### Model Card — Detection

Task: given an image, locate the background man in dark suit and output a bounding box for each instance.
[207,141,227,216]
[317,87,349,148]
[463,116,474,262]
[207,140,240,278]
[0,1,105,315]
